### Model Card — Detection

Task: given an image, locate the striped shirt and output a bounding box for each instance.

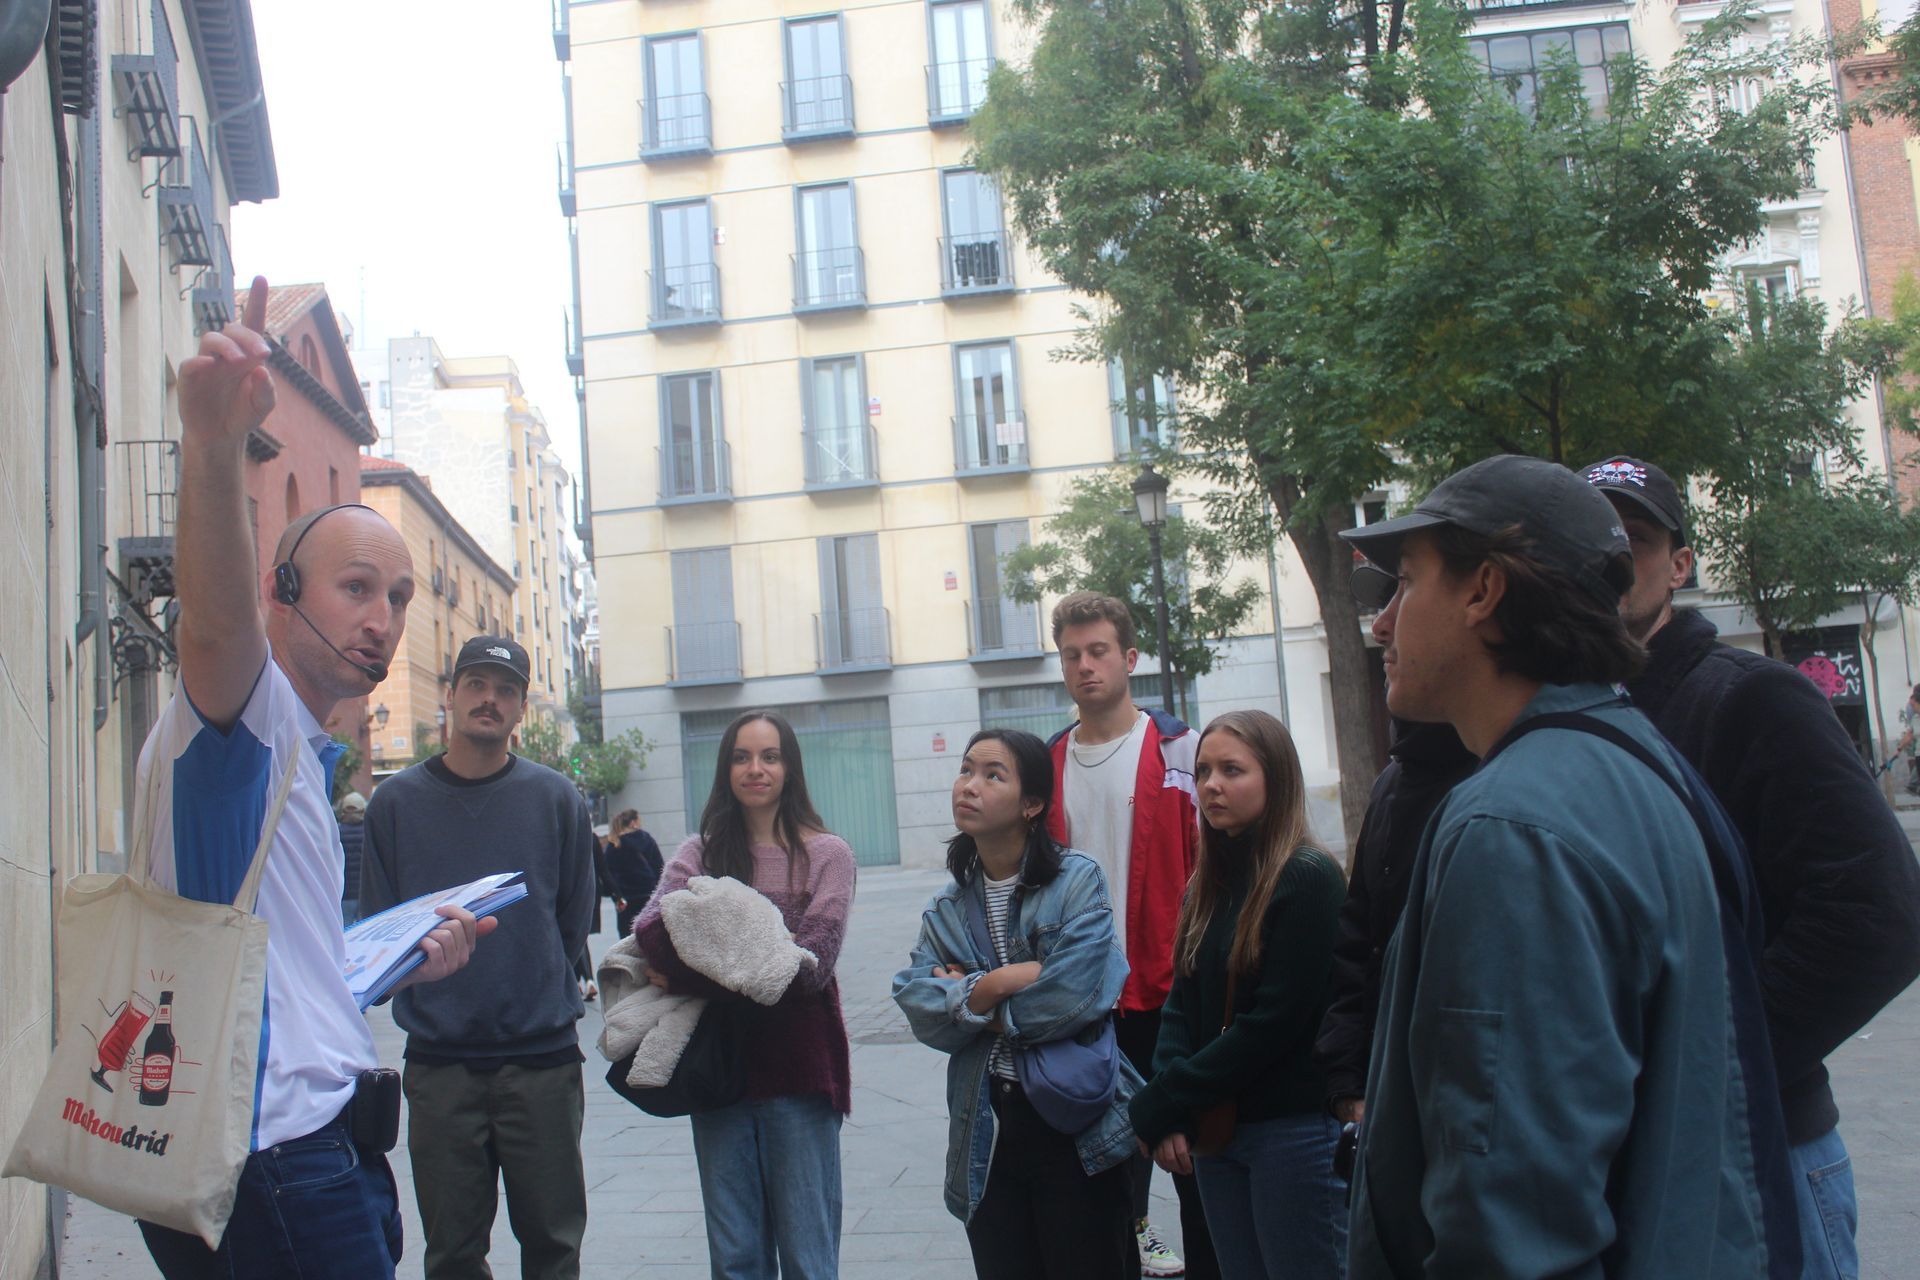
[983,872,1019,1081]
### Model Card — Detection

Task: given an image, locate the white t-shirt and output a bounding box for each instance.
[1064,710,1150,955]
[136,657,377,1149]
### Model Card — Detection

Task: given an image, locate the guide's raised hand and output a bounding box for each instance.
[179,275,276,445]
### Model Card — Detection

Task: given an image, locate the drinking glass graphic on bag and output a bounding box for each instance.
[90,994,155,1092]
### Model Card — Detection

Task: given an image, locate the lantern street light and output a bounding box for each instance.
[372,703,390,729]
[1132,463,1176,717]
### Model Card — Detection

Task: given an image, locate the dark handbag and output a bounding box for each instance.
[604,998,747,1118]
[964,880,1122,1135]
[1189,968,1239,1157]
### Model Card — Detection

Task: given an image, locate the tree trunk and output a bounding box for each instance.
[1860,591,1891,762]
[1278,494,1388,849]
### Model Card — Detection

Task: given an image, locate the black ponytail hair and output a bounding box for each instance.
[944,727,1064,889]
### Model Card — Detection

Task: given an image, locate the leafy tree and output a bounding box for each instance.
[1000,468,1265,706]
[1690,286,1904,655]
[517,700,648,807]
[972,0,1831,836]
[408,719,441,766]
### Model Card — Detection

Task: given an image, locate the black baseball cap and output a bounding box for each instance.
[453,635,531,687]
[1581,455,1688,544]
[1339,455,1632,605]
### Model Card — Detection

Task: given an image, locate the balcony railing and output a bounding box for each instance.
[557,143,575,217]
[782,74,855,140]
[649,262,721,328]
[159,118,215,270]
[927,58,995,126]
[563,308,584,376]
[640,91,713,158]
[940,232,1015,296]
[191,223,234,334]
[668,620,743,685]
[966,594,1042,660]
[111,0,179,159]
[955,413,1030,475]
[551,0,569,60]
[803,423,879,489]
[792,246,867,312]
[117,439,179,597]
[658,438,732,504]
[816,607,892,672]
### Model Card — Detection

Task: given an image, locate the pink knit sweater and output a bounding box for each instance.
[635,833,856,1114]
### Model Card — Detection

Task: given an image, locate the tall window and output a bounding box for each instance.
[817,533,888,668]
[644,33,709,153]
[1110,360,1176,457]
[954,342,1024,471]
[651,200,718,324]
[941,169,1010,291]
[1469,24,1630,115]
[784,16,852,136]
[669,548,739,682]
[803,355,874,486]
[661,371,727,500]
[929,0,992,122]
[795,183,863,309]
[969,520,1037,655]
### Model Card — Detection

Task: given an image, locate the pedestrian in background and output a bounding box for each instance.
[1340,454,1799,1278]
[1047,590,1211,1279]
[361,635,598,1280]
[636,711,856,1280]
[1584,454,1920,1278]
[894,728,1141,1280]
[336,789,368,925]
[606,807,663,938]
[1129,711,1348,1279]
[1900,684,1920,797]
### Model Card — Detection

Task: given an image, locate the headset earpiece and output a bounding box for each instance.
[273,561,301,606]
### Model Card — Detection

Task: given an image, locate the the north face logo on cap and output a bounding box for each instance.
[487,646,512,660]
[1587,461,1647,488]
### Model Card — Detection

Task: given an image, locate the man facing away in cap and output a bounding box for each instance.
[1341,454,1800,1279]
[360,635,598,1280]
[1583,454,1920,1280]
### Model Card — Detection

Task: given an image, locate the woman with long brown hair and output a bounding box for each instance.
[633,710,855,1279]
[1128,710,1348,1278]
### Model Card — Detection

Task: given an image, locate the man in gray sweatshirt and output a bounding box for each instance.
[361,635,597,1280]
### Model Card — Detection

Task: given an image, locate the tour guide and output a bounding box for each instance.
[133,278,493,1278]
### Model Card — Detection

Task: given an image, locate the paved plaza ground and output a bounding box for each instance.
[61,840,1920,1278]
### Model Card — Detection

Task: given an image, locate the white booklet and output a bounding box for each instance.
[342,872,529,1010]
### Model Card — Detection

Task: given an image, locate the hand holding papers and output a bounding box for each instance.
[343,873,526,1009]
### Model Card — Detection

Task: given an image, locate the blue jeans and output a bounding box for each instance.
[1791,1127,1859,1280]
[1194,1112,1347,1280]
[690,1093,843,1280]
[138,1111,403,1279]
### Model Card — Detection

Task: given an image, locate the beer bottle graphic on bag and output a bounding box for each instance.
[139,991,174,1107]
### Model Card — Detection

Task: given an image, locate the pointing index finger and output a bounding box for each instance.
[241,275,268,335]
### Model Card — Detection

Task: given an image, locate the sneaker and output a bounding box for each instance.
[1135,1218,1185,1278]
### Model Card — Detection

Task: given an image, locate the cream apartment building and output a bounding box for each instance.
[560,0,1913,871]
[381,338,578,719]
[0,1,272,1273]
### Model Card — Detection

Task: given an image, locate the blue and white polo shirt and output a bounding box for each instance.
[134,656,377,1149]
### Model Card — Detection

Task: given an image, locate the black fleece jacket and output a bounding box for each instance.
[1632,609,1920,1144]
[1312,722,1478,1107]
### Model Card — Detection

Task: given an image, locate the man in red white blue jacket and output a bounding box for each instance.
[1045,591,1208,1280]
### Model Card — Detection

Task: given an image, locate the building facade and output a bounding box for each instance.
[379,337,577,720]
[0,1,273,1273]
[358,456,518,779]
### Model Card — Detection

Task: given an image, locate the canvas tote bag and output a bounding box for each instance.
[4,751,300,1246]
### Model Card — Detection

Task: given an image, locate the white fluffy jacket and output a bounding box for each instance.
[597,875,817,1088]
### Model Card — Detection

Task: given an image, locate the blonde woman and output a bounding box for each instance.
[1128,710,1348,1278]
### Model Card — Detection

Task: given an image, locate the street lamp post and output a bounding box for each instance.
[1132,463,1176,717]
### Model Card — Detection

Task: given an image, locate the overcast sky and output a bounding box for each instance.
[232,0,580,477]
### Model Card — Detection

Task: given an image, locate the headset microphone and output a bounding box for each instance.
[289,601,388,683]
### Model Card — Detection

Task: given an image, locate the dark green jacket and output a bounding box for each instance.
[1129,844,1345,1146]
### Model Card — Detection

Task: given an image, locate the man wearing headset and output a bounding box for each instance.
[133,278,494,1278]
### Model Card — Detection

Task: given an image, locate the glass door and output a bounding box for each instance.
[647,35,704,148]
[664,372,719,497]
[654,201,713,319]
[786,17,848,131]
[807,357,868,483]
[957,343,1018,467]
[797,184,858,306]
[931,1,991,117]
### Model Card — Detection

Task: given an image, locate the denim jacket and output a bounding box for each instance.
[891,848,1141,1222]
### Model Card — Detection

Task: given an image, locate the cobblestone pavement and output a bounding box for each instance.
[60,857,1920,1278]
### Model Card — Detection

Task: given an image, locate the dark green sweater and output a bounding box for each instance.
[1129,843,1347,1146]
